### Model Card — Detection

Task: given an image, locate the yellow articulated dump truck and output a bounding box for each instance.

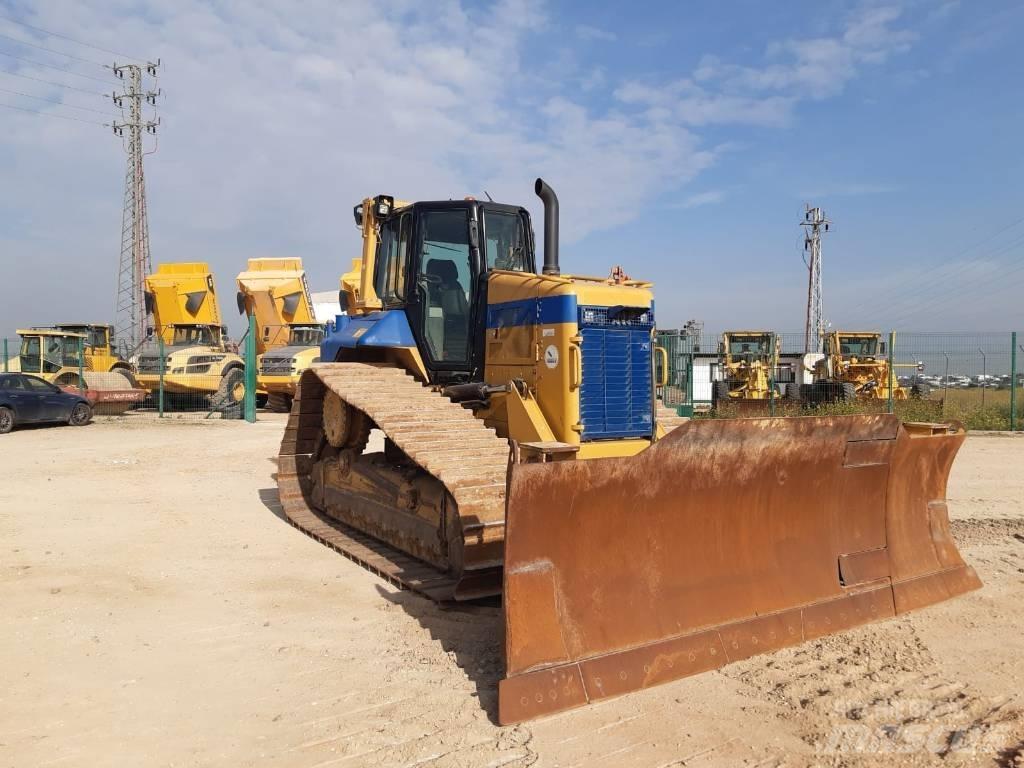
[11,327,144,414]
[236,258,324,412]
[136,262,246,414]
[275,179,979,725]
[712,330,781,406]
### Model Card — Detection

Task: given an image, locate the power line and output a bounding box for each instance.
[0,69,107,96]
[0,48,116,83]
[0,100,107,125]
[840,213,1024,319]
[0,85,116,116]
[0,15,144,62]
[0,31,107,67]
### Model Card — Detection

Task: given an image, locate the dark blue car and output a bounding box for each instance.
[0,373,92,434]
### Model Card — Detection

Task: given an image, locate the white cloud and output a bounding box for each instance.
[672,190,727,209]
[575,24,616,42]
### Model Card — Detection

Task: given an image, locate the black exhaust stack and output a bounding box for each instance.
[534,178,559,276]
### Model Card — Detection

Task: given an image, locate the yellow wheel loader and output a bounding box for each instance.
[712,330,781,407]
[275,180,979,725]
[137,263,247,415]
[236,258,325,413]
[11,328,144,414]
[805,331,909,404]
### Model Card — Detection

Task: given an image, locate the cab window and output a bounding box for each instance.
[375,213,411,306]
[416,210,472,363]
[19,337,41,372]
[484,211,528,271]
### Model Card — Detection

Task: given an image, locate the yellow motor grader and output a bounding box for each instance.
[236,258,324,412]
[136,263,247,414]
[804,331,910,403]
[275,179,978,725]
[712,330,780,407]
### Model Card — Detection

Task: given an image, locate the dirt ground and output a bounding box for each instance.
[1,417,1022,768]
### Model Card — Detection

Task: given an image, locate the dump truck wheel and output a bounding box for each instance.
[0,406,13,434]
[911,383,932,398]
[267,393,292,413]
[841,383,857,402]
[786,382,802,401]
[68,403,92,427]
[212,368,245,409]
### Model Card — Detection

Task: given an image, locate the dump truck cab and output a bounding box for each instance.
[137,263,246,412]
[714,330,779,404]
[236,258,324,411]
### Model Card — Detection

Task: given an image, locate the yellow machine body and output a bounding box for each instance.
[714,330,779,403]
[236,258,324,410]
[815,330,908,401]
[274,179,977,727]
[137,262,245,400]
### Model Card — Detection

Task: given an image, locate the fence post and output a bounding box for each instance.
[887,331,896,415]
[78,337,85,394]
[244,313,257,423]
[1012,331,1018,432]
[768,334,777,417]
[158,335,165,418]
[2,338,7,372]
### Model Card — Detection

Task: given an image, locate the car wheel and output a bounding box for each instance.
[0,406,13,434]
[69,402,92,426]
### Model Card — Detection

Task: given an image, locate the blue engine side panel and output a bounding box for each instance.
[320,310,416,362]
[578,305,654,441]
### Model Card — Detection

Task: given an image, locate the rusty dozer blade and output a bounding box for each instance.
[499,414,981,725]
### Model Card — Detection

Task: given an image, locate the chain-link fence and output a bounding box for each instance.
[2,317,259,423]
[657,330,1022,431]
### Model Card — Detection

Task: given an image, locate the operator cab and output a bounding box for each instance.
[367,198,535,381]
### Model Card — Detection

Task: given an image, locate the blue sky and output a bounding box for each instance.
[1,0,1021,338]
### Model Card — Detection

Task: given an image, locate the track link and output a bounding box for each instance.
[277,363,510,601]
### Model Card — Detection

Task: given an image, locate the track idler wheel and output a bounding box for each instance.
[323,390,372,453]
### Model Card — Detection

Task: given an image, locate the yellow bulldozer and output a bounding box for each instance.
[275,180,979,725]
[10,327,144,414]
[712,330,780,406]
[804,330,911,403]
[236,258,324,412]
[136,262,247,414]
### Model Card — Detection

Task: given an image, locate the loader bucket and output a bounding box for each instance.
[499,414,980,725]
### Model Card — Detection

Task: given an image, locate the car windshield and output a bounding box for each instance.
[728,336,768,358]
[170,325,220,346]
[839,336,878,357]
[289,325,324,347]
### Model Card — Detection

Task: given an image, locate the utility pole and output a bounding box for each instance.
[801,204,830,354]
[111,60,160,354]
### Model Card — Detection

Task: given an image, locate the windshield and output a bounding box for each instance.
[484,210,529,271]
[289,325,324,347]
[20,335,82,372]
[170,325,221,347]
[838,336,878,357]
[728,336,769,358]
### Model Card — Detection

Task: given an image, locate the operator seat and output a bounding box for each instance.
[425,259,469,361]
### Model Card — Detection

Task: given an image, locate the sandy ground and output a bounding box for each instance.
[1,417,1022,768]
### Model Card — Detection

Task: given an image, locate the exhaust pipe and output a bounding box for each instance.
[534,178,559,276]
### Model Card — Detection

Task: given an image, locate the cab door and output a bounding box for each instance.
[409,208,476,374]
